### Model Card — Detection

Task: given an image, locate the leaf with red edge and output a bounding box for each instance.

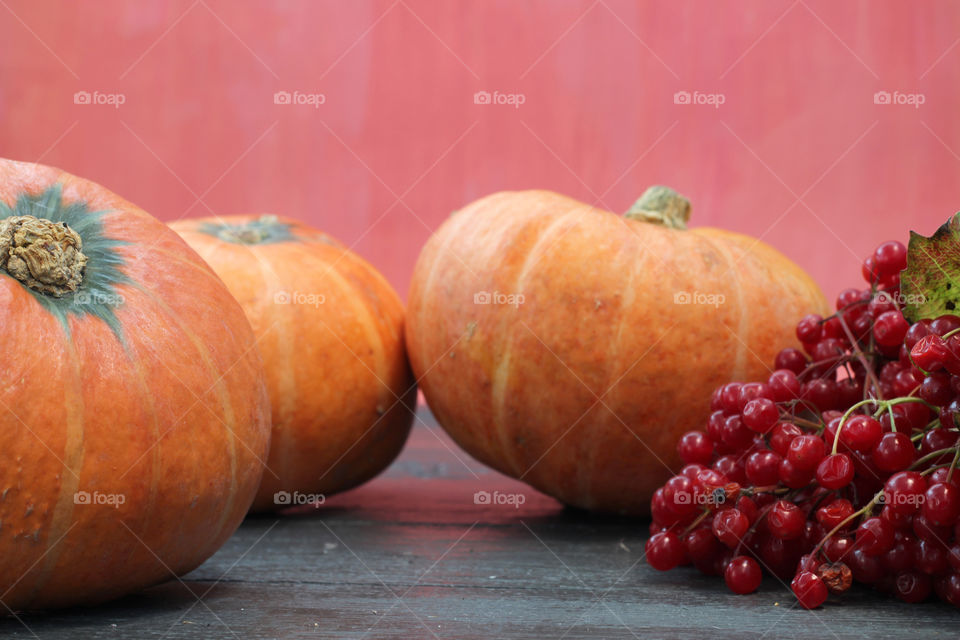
[901,213,960,322]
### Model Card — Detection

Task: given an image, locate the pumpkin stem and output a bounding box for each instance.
[624,186,691,230]
[217,215,279,245]
[0,215,87,297]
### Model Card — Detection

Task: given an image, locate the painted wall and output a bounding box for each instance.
[1,0,958,303]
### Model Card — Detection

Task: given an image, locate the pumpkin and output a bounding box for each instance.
[406,187,829,515]
[0,158,270,610]
[170,215,415,512]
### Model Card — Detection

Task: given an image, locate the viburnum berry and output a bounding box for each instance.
[884,471,928,516]
[873,241,907,278]
[816,498,854,530]
[786,434,826,470]
[922,482,960,526]
[874,310,909,346]
[911,334,954,372]
[855,517,895,556]
[677,431,713,465]
[646,531,685,571]
[767,500,804,540]
[712,508,749,548]
[725,556,762,594]
[742,398,779,433]
[816,453,854,490]
[839,415,883,452]
[647,233,960,611]
[872,431,916,472]
[791,571,828,609]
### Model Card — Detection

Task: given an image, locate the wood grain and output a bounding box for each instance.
[2,408,957,639]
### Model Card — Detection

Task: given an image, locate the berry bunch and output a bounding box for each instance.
[647,239,960,609]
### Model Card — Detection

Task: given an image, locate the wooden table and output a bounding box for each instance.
[4,408,958,639]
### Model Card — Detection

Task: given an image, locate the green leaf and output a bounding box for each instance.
[901,212,960,322]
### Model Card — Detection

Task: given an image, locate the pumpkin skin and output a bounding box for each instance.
[406,188,829,515]
[0,159,271,611]
[170,215,415,512]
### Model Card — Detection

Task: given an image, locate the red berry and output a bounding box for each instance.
[862,256,880,284]
[725,555,762,594]
[677,431,713,465]
[646,531,686,571]
[855,517,895,556]
[787,434,826,471]
[911,334,954,372]
[816,498,854,530]
[884,471,928,516]
[796,314,823,344]
[712,508,749,548]
[874,310,909,346]
[768,500,804,540]
[839,415,883,452]
[791,571,828,608]
[767,369,801,403]
[873,241,907,279]
[736,382,773,412]
[769,422,803,457]
[774,348,807,375]
[742,398,779,433]
[816,453,855,490]
[872,431,916,472]
[894,571,931,603]
[923,482,960,526]
[745,450,782,486]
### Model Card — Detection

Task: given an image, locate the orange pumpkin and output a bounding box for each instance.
[171,215,415,512]
[0,158,270,610]
[406,187,829,515]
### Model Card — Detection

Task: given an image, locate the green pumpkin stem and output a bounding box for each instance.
[624,186,691,230]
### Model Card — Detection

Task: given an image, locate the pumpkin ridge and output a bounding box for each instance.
[126,280,241,548]
[116,339,164,567]
[23,333,85,607]
[695,230,750,381]
[499,203,589,479]
[584,226,645,509]
[283,243,395,482]
[246,244,297,491]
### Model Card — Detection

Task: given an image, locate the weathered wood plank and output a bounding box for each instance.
[2,408,957,639]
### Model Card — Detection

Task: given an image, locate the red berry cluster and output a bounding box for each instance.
[647,240,960,609]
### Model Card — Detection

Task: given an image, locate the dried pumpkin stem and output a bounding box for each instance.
[0,215,87,296]
[624,185,691,230]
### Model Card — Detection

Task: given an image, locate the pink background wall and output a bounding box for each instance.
[1,0,958,303]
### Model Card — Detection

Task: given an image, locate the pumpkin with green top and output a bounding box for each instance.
[171,215,415,512]
[0,158,271,610]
